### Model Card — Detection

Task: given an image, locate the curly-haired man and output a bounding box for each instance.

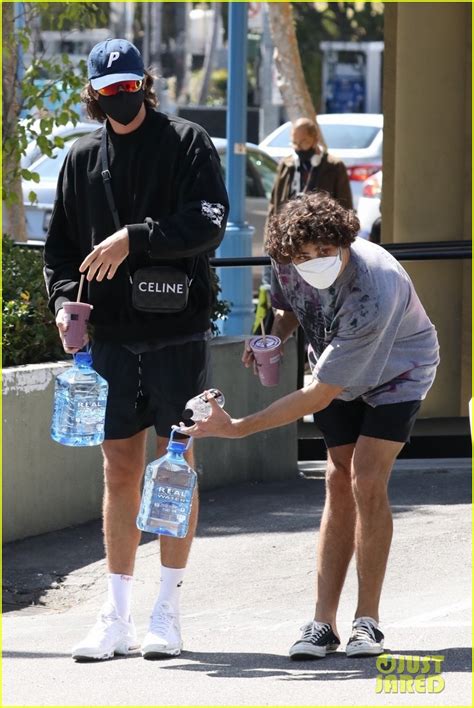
[182,191,439,660]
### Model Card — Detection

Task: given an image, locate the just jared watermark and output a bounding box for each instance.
[375,654,445,694]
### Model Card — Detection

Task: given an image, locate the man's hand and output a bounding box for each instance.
[242,339,257,375]
[241,338,284,375]
[80,228,129,282]
[179,394,242,439]
[56,308,89,354]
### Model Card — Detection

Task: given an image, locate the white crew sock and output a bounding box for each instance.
[107,573,133,621]
[153,565,186,615]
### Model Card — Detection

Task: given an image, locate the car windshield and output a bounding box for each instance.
[247,150,277,199]
[218,148,277,199]
[321,124,379,149]
[268,123,379,150]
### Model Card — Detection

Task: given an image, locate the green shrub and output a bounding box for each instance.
[2,235,67,367]
[210,267,232,334]
[2,235,232,366]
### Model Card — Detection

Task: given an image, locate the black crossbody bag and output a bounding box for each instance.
[100,127,195,313]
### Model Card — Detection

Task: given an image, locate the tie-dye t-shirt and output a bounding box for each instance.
[271,237,439,406]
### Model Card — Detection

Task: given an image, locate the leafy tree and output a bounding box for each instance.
[2,2,106,240]
[293,2,384,112]
[307,2,384,43]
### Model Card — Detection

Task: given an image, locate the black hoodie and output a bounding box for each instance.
[44,109,229,342]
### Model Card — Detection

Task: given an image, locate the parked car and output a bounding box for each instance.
[357,169,382,239]
[22,125,278,289]
[21,120,100,169]
[259,113,383,207]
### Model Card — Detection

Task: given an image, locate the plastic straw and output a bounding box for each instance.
[76,274,85,303]
[261,319,267,346]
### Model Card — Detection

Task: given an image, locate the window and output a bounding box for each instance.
[321,124,380,149]
[268,122,380,150]
[217,147,277,198]
[247,150,277,199]
[268,125,291,148]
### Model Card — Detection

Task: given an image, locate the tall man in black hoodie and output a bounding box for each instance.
[44,39,229,661]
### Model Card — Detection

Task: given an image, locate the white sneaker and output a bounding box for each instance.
[141,601,183,659]
[72,603,139,661]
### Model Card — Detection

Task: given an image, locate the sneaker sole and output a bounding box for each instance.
[289,644,339,660]
[142,647,182,660]
[346,643,384,657]
[72,643,138,662]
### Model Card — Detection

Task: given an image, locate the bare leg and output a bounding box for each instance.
[314,444,356,636]
[102,430,148,575]
[351,435,404,621]
[156,436,199,569]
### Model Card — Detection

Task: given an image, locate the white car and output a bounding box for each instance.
[21,120,100,169]
[357,170,382,239]
[259,113,383,207]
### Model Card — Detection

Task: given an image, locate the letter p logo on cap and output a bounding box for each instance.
[107,51,121,68]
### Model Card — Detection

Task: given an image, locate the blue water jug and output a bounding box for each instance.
[137,429,196,538]
[51,351,108,447]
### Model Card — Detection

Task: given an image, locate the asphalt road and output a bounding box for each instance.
[2,460,472,707]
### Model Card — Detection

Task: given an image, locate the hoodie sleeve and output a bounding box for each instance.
[43,156,83,315]
[126,130,229,259]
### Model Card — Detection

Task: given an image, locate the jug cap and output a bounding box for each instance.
[74,352,93,366]
[167,426,192,453]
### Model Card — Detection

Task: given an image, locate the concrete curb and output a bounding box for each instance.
[299,457,472,478]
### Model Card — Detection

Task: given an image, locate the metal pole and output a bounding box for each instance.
[124,2,134,43]
[217,2,255,335]
[141,3,150,68]
[150,2,162,76]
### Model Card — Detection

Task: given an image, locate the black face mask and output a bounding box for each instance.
[97,90,144,126]
[296,148,316,163]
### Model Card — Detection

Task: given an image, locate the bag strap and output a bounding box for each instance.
[100,125,199,284]
[100,126,121,232]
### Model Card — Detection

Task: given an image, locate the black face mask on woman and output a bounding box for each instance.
[98,90,144,126]
[295,148,316,163]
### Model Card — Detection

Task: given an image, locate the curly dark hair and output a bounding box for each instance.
[265,191,360,263]
[80,70,158,122]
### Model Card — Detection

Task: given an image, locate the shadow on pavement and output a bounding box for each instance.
[3,469,470,614]
[151,646,473,680]
[3,647,471,679]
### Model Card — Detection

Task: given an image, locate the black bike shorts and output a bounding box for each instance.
[91,340,210,440]
[313,398,422,449]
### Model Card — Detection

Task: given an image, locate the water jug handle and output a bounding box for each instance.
[170,425,193,450]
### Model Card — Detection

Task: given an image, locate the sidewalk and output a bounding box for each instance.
[3,460,472,707]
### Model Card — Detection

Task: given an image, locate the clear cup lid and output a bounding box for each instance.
[251,335,280,350]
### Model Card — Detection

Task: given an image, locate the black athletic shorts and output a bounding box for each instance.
[313,398,422,449]
[91,340,210,440]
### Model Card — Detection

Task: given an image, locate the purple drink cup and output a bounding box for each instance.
[249,335,282,387]
[62,302,93,349]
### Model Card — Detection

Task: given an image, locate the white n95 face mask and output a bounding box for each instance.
[294,249,342,289]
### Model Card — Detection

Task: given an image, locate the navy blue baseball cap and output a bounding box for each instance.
[88,38,144,90]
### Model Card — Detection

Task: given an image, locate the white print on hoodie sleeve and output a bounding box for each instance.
[201,201,226,227]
